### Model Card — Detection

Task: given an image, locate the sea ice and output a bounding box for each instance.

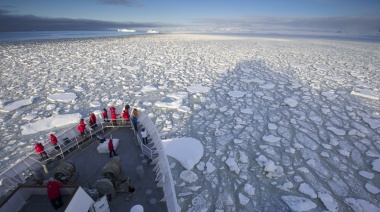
[180,170,198,183]
[344,198,380,211]
[162,137,203,170]
[327,127,346,136]
[298,183,317,198]
[362,117,380,129]
[0,98,34,112]
[281,196,317,211]
[365,183,380,194]
[21,113,82,135]
[47,93,77,102]
[227,91,246,98]
[238,193,250,206]
[243,183,255,196]
[187,85,211,93]
[318,192,338,212]
[284,98,298,107]
[262,135,281,143]
[225,158,240,174]
[358,171,374,179]
[372,158,380,173]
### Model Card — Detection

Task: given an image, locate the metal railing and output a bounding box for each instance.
[0,107,180,212]
[133,111,180,212]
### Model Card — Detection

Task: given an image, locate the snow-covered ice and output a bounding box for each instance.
[162,137,203,170]
[0,98,34,112]
[21,113,82,135]
[47,92,77,102]
[1,34,380,211]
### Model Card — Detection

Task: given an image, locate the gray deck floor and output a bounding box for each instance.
[23,126,167,212]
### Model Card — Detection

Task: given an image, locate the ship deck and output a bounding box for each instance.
[16,126,167,212]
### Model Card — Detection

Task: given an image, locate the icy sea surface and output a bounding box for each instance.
[1,34,380,211]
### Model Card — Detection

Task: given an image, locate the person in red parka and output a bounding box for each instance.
[77,119,86,139]
[89,113,97,129]
[111,112,119,126]
[110,106,116,114]
[50,133,60,150]
[35,142,48,160]
[108,138,118,158]
[79,118,86,128]
[122,109,130,123]
[102,108,109,122]
[47,177,63,210]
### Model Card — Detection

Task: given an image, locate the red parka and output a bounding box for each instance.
[35,143,44,154]
[50,134,58,145]
[111,113,119,121]
[47,180,62,200]
[122,110,130,121]
[108,139,114,151]
[79,120,86,128]
[89,113,96,125]
[77,124,85,133]
[110,106,116,114]
[102,109,108,119]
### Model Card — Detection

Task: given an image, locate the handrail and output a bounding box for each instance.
[134,111,180,212]
[0,107,180,212]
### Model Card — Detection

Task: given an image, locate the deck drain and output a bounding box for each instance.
[149,198,157,204]
[146,189,152,195]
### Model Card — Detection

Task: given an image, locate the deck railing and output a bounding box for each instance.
[0,108,180,212]
[135,112,180,212]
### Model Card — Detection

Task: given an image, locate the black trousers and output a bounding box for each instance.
[109,150,117,157]
[50,194,63,210]
[142,137,148,144]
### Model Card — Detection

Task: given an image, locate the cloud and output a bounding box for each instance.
[0,9,169,32]
[98,0,136,6]
[191,16,380,34]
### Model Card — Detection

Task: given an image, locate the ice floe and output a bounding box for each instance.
[0,98,34,112]
[162,137,203,170]
[21,113,82,135]
[47,92,77,102]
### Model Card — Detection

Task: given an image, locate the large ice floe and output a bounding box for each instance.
[1,34,380,211]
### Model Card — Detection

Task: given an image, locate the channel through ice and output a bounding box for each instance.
[0,34,380,211]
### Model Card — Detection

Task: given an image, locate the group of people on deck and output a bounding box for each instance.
[35,105,148,160]
[34,133,60,160]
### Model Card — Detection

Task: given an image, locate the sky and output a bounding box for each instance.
[0,0,380,34]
